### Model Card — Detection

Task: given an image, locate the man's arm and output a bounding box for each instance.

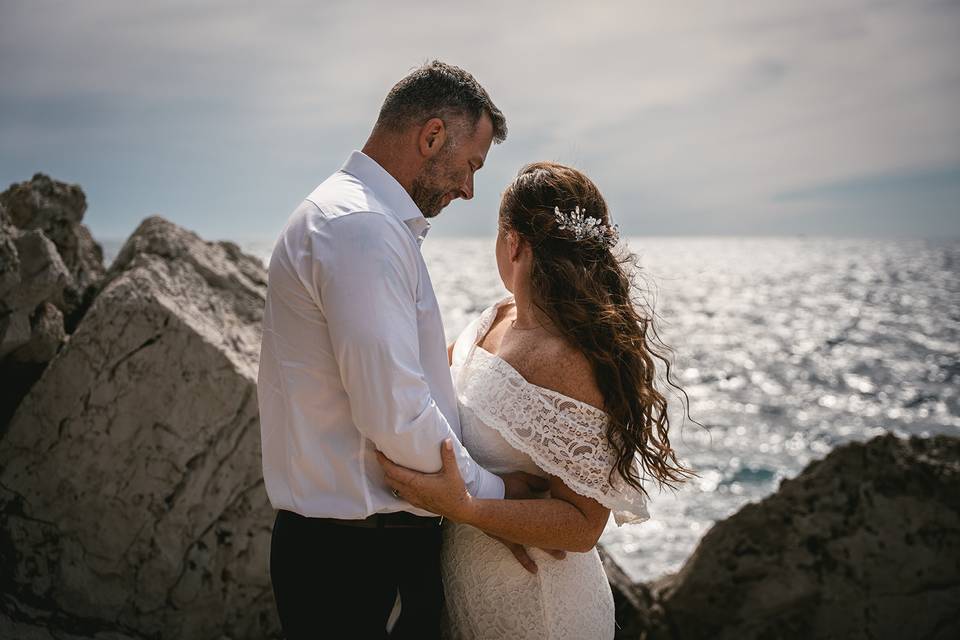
[311,212,504,498]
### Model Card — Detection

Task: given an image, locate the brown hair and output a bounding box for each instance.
[499,162,695,496]
[376,60,508,144]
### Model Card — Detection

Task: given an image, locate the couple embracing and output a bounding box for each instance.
[257,61,691,639]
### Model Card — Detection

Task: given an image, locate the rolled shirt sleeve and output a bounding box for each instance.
[312,211,504,499]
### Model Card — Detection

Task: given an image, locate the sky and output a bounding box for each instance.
[1,0,958,242]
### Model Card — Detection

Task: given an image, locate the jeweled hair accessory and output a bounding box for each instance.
[554,206,620,249]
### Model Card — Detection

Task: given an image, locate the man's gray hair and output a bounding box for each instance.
[375,60,508,144]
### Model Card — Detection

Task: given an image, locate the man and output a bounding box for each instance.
[257,61,547,638]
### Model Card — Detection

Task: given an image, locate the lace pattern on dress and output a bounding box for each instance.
[456,298,650,526]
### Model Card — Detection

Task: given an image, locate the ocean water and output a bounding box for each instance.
[105,236,960,582]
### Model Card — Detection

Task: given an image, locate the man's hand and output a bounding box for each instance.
[487,533,567,574]
[499,470,550,500]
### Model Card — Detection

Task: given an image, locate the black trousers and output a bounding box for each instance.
[270,509,443,640]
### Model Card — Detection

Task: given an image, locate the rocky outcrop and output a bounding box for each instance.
[0,175,105,427]
[0,173,104,317]
[0,216,277,639]
[0,218,70,358]
[607,434,960,640]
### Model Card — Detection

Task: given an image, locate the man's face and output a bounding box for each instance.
[410,113,494,218]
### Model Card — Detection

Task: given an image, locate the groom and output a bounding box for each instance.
[257,61,547,638]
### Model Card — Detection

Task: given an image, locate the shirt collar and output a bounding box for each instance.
[340,150,431,244]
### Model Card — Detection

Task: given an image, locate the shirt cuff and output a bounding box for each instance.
[474,467,505,500]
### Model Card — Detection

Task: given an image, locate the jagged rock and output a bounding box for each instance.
[1,174,106,427]
[0,203,17,296]
[0,216,277,639]
[606,434,960,640]
[0,173,105,307]
[8,302,66,364]
[0,231,71,357]
[0,220,74,427]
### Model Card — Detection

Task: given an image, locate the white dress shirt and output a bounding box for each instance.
[258,150,505,519]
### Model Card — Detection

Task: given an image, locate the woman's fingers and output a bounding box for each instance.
[376,450,414,483]
[375,450,394,473]
[376,451,430,508]
[376,442,465,514]
[440,439,454,469]
[439,439,465,485]
[376,452,410,493]
[381,473,403,495]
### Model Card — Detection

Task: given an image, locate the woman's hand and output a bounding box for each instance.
[376,439,474,521]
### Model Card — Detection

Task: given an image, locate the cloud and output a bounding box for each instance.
[1,0,957,239]
[775,164,960,202]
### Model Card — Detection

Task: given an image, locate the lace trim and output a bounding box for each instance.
[457,298,649,525]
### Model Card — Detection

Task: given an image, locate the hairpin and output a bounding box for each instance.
[554,206,620,249]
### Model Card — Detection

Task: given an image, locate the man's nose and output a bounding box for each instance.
[460,174,474,200]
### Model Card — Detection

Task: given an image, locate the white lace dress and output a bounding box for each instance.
[441,297,650,640]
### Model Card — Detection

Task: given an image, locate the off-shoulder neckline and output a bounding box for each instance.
[468,296,607,418]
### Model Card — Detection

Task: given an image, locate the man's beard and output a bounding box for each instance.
[410,152,458,219]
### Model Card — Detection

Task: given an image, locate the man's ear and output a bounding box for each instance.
[418,118,447,158]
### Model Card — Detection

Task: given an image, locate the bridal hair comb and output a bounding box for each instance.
[553,206,620,249]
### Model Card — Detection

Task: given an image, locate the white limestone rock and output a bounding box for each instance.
[0,216,278,639]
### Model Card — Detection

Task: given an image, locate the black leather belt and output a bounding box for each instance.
[316,512,442,529]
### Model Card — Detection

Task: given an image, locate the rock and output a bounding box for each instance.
[1,593,147,640]
[0,203,18,296]
[1,174,106,427]
[0,219,73,427]
[599,544,664,639]
[0,216,277,639]
[606,434,960,640]
[8,302,66,364]
[0,173,105,313]
[0,231,71,356]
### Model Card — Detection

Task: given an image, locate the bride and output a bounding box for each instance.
[378,161,693,639]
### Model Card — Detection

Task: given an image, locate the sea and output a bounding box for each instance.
[103,236,960,583]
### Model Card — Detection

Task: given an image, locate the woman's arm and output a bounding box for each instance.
[447,341,454,365]
[465,475,609,552]
[377,440,609,553]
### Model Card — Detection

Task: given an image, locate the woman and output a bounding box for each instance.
[378,162,693,639]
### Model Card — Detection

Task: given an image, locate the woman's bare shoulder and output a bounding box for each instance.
[521,337,605,411]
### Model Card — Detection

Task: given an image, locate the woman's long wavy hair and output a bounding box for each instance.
[499,162,695,496]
